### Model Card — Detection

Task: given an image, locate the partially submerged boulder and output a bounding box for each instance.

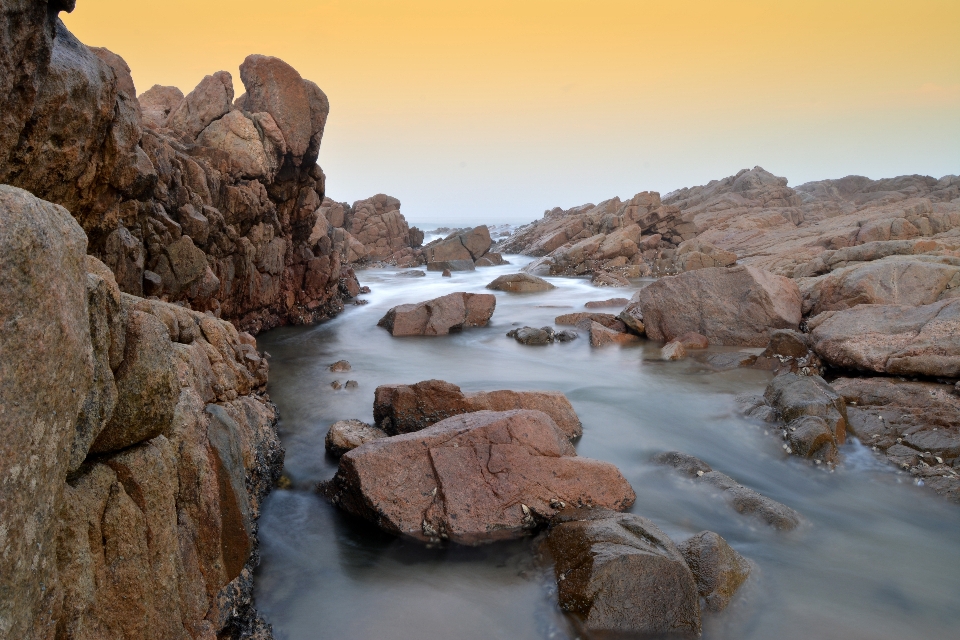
[486,272,555,293]
[378,292,496,336]
[373,379,583,440]
[544,508,702,637]
[323,410,635,544]
[587,321,639,347]
[325,419,387,457]
[636,266,802,346]
[424,225,496,270]
[678,531,751,612]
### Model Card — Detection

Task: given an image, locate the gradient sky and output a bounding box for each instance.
[64,1,960,224]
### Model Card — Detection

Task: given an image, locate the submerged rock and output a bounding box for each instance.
[329,359,351,372]
[323,410,635,544]
[544,508,702,637]
[678,531,751,612]
[377,292,496,336]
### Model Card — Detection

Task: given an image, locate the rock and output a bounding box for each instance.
[808,300,960,378]
[555,330,579,342]
[239,54,313,161]
[323,410,635,544]
[165,71,234,140]
[695,351,759,371]
[396,269,425,277]
[486,272,555,293]
[475,252,506,267]
[544,508,701,637]
[763,373,848,444]
[331,380,342,390]
[637,266,802,346]
[332,194,423,263]
[196,109,272,179]
[585,297,629,308]
[785,416,839,463]
[555,312,627,332]
[676,332,709,349]
[423,225,493,265]
[509,326,553,345]
[591,271,630,287]
[618,303,646,335]
[588,321,640,347]
[428,259,476,272]
[442,268,452,277]
[655,452,802,530]
[752,329,823,376]
[678,531,751,612]
[138,84,184,128]
[0,186,92,639]
[373,379,584,440]
[329,359,351,372]
[325,419,387,457]
[662,340,687,360]
[345,380,358,389]
[377,292,496,336]
[676,239,737,271]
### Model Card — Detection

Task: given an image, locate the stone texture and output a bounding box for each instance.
[373,379,583,440]
[423,225,493,267]
[809,300,960,378]
[544,508,701,637]
[677,531,751,612]
[584,297,629,308]
[555,312,626,332]
[165,70,233,140]
[486,272,555,293]
[636,266,802,346]
[325,419,387,458]
[324,410,635,544]
[238,55,313,161]
[587,321,640,347]
[763,373,848,444]
[377,292,496,336]
[662,340,687,360]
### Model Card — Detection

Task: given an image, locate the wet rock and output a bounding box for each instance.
[329,359,351,372]
[763,373,848,444]
[676,332,709,349]
[442,268,452,277]
[555,312,627,332]
[636,266,802,346]
[544,508,701,637]
[591,271,630,287]
[377,292,496,336]
[751,329,823,375]
[331,380,342,390]
[555,330,579,342]
[486,272,555,293]
[678,531,751,612]
[695,351,759,371]
[785,416,839,463]
[509,326,553,345]
[325,419,387,457]
[396,269,426,278]
[345,380,358,389]
[323,410,635,544]
[428,259,476,272]
[662,340,687,360]
[585,297,629,308]
[808,299,960,378]
[587,321,640,347]
[655,452,802,530]
[618,303,646,335]
[373,379,583,440]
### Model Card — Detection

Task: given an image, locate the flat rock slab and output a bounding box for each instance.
[636,265,801,346]
[324,410,635,544]
[544,508,701,637]
[378,292,495,336]
[373,379,583,440]
[809,299,960,378]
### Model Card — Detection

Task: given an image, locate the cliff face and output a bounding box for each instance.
[0,2,384,334]
[0,185,282,639]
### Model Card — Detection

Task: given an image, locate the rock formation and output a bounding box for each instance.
[0,186,281,639]
[377,292,496,336]
[422,225,504,270]
[486,272,555,293]
[313,195,424,266]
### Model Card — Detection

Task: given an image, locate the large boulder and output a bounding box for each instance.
[424,225,493,267]
[486,272,555,293]
[373,379,583,440]
[678,531,751,612]
[165,70,233,140]
[763,373,848,443]
[323,410,635,544]
[544,508,702,637]
[0,186,93,639]
[635,265,802,346]
[809,300,960,378]
[238,54,313,161]
[377,292,496,336]
[196,109,271,180]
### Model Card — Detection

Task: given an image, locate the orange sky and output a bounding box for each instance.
[64,1,960,223]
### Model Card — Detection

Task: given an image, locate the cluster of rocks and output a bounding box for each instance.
[1,186,282,639]
[507,326,578,345]
[422,225,506,271]
[0,5,421,335]
[318,380,754,635]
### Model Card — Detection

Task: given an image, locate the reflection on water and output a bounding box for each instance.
[255,256,960,640]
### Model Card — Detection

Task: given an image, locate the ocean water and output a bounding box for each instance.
[254,255,960,640]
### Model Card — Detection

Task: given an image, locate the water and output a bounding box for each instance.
[255,256,960,640]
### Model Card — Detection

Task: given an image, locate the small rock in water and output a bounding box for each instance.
[345,380,359,389]
[678,530,751,612]
[325,419,387,457]
[585,297,629,309]
[661,340,687,360]
[396,270,426,278]
[442,269,452,277]
[329,360,351,372]
[331,380,342,390]
[359,286,371,294]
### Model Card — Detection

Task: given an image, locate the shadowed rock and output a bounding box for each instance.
[678,531,751,612]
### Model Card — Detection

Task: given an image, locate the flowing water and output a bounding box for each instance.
[254,252,960,640]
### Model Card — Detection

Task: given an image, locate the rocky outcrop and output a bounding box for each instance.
[377,292,496,336]
[760,373,848,464]
[314,195,424,266]
[543,508,702,637]
[633,266,802,346]
[323,410,635,544]
[423,225,502,270]
[486,272,555,293]
[654,452,803,530]
[0,6,399,334]
[808,300,960,378]
[0,187,282,639]
[373,379,583,440]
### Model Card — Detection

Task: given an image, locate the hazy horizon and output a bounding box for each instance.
[64,0,959,224]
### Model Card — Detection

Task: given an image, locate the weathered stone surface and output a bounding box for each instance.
[676,239,738,271]
[555,312,626,332]
[423,225,493,266]
[325,419,387,458]
[585,297,629,308]
[678,531,751,612]
[618,303,646,335]
[486,272,555,293]
[373,379,583,440]
[587,321,639,347]
[676,332,709,349]
[508,326,554,345]
[197,109,272,180]
[763,373,847,444]
[377,292,496,336]
[324,410,635,544]
[654,452,803,530]
[0,186,92,640]
[544,508,701,637]
[239,55,312,161]
[662,340,687,360]
[138,84,184,128]
[809,300,960,378]
[166,70,233,140]
[637,266,802,346]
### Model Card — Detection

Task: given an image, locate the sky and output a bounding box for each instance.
[64,1,960,225]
